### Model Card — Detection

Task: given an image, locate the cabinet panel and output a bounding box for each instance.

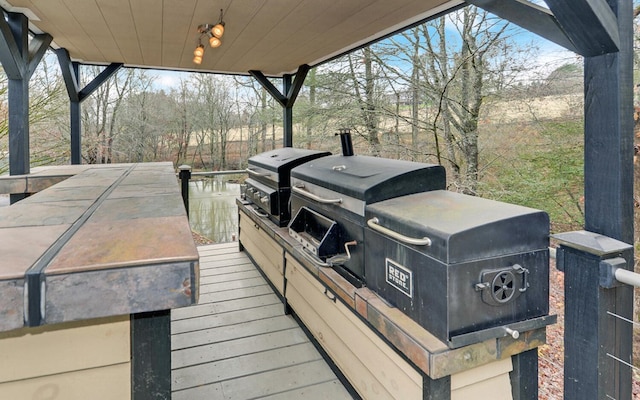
[239,210,284,294]
[0,315,130,383]
[285,255,422,400]
[0,362,130,400]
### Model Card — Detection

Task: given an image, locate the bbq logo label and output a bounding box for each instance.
[385,258,413,298]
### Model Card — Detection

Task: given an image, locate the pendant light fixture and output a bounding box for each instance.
[192,8,226,64]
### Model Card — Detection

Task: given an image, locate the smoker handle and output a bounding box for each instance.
[292,185,342,204]
[367,217,432,246]
[246,168,270,177]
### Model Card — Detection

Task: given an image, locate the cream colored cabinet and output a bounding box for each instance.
[239,209,285,294]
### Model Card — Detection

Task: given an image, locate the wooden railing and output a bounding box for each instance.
[177,165,247,217]
[554,231,635,400]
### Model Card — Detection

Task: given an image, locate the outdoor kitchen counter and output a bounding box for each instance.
[238,200,549,398]
[0,162,198,330]
[0,162,198,400]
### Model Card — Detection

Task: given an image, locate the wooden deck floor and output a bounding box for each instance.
[171,242,354,400]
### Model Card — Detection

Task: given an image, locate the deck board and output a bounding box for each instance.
[171,243,353,400]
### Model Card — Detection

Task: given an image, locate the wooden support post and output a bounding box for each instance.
[510,349,538,400]
[578,0,634,398]
[0,12,51,203]
[555,231,633,400]
[249,65,310,148]
[178,165,191,217]
[56,49,123,165]
[70,63,81,164]
[131,310,171,400]
[423,375,450,400]
[283,74,293,147]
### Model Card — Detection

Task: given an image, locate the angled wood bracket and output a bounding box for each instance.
[467,0,619,56]
[249,64,311,108]
[0,11,51,80]
[55,48,123,103]
[545,0,619,56]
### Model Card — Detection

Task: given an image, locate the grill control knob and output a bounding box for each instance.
[260,195,270,205]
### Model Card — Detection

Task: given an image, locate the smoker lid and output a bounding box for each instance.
[248,148,332,171]
[365,190,549,263]
[247,148,331,187]
[290,155,446,202]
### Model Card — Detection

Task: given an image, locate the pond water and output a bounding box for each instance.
[188,178,241,243]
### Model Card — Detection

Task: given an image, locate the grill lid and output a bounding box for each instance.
[290,155,446,203]
[365,190,549,263]
[247,148,331,186]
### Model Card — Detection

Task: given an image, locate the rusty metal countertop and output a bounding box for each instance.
[237,199,548,379]
[0,163,199,332]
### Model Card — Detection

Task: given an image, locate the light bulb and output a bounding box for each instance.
[212,23,224,38]
[193,55,203,65]
[193,45,204,57]
[209,36,221,48]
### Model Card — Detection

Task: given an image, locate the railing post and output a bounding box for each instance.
[553,230,634,400]
[178,165,191,217]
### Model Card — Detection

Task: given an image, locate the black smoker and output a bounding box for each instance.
[244,147,331,226]
[364,190,553,348]
[288,129,446,281]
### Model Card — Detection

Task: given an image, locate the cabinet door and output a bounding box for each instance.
[239,210,284,294]
[285,253,422,400]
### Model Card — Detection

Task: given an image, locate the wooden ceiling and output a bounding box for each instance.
[0,0,462,76]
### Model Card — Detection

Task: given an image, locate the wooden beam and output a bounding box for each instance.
[577,0,633,398]
[467,0,579,54]
[546,0,620,56]
[0,12,22,79]
[4,13,31,201]
[285,64,310,107]
[250,65,311,147]
[131,310,172,400]
[26,33,52,79]
[55,49,80,102]
[283,74,293,147]
[79,62,123,100]
[249,70,288,107]
[55,55,123,164]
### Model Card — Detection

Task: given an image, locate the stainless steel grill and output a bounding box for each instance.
[243,147,331,226]
[288,131,446,280]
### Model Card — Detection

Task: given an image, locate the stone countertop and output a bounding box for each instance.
[237,199,552,379]
[0,162,199,332]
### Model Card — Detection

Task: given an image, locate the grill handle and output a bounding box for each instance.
[367,217,432,246]
[249,206,270,219]
[292,185,342,204]
[246,168,270,177]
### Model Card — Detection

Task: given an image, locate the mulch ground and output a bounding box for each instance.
[191,230,214,246]
[538,260,640,399]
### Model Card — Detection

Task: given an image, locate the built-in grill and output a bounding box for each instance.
[244,147,331,226]
[288,130,446,280]
[364,190,552,348]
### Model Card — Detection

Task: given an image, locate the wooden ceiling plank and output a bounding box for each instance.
[95,0,140,64]
[129,0,165,67]
[162,0,201,69]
